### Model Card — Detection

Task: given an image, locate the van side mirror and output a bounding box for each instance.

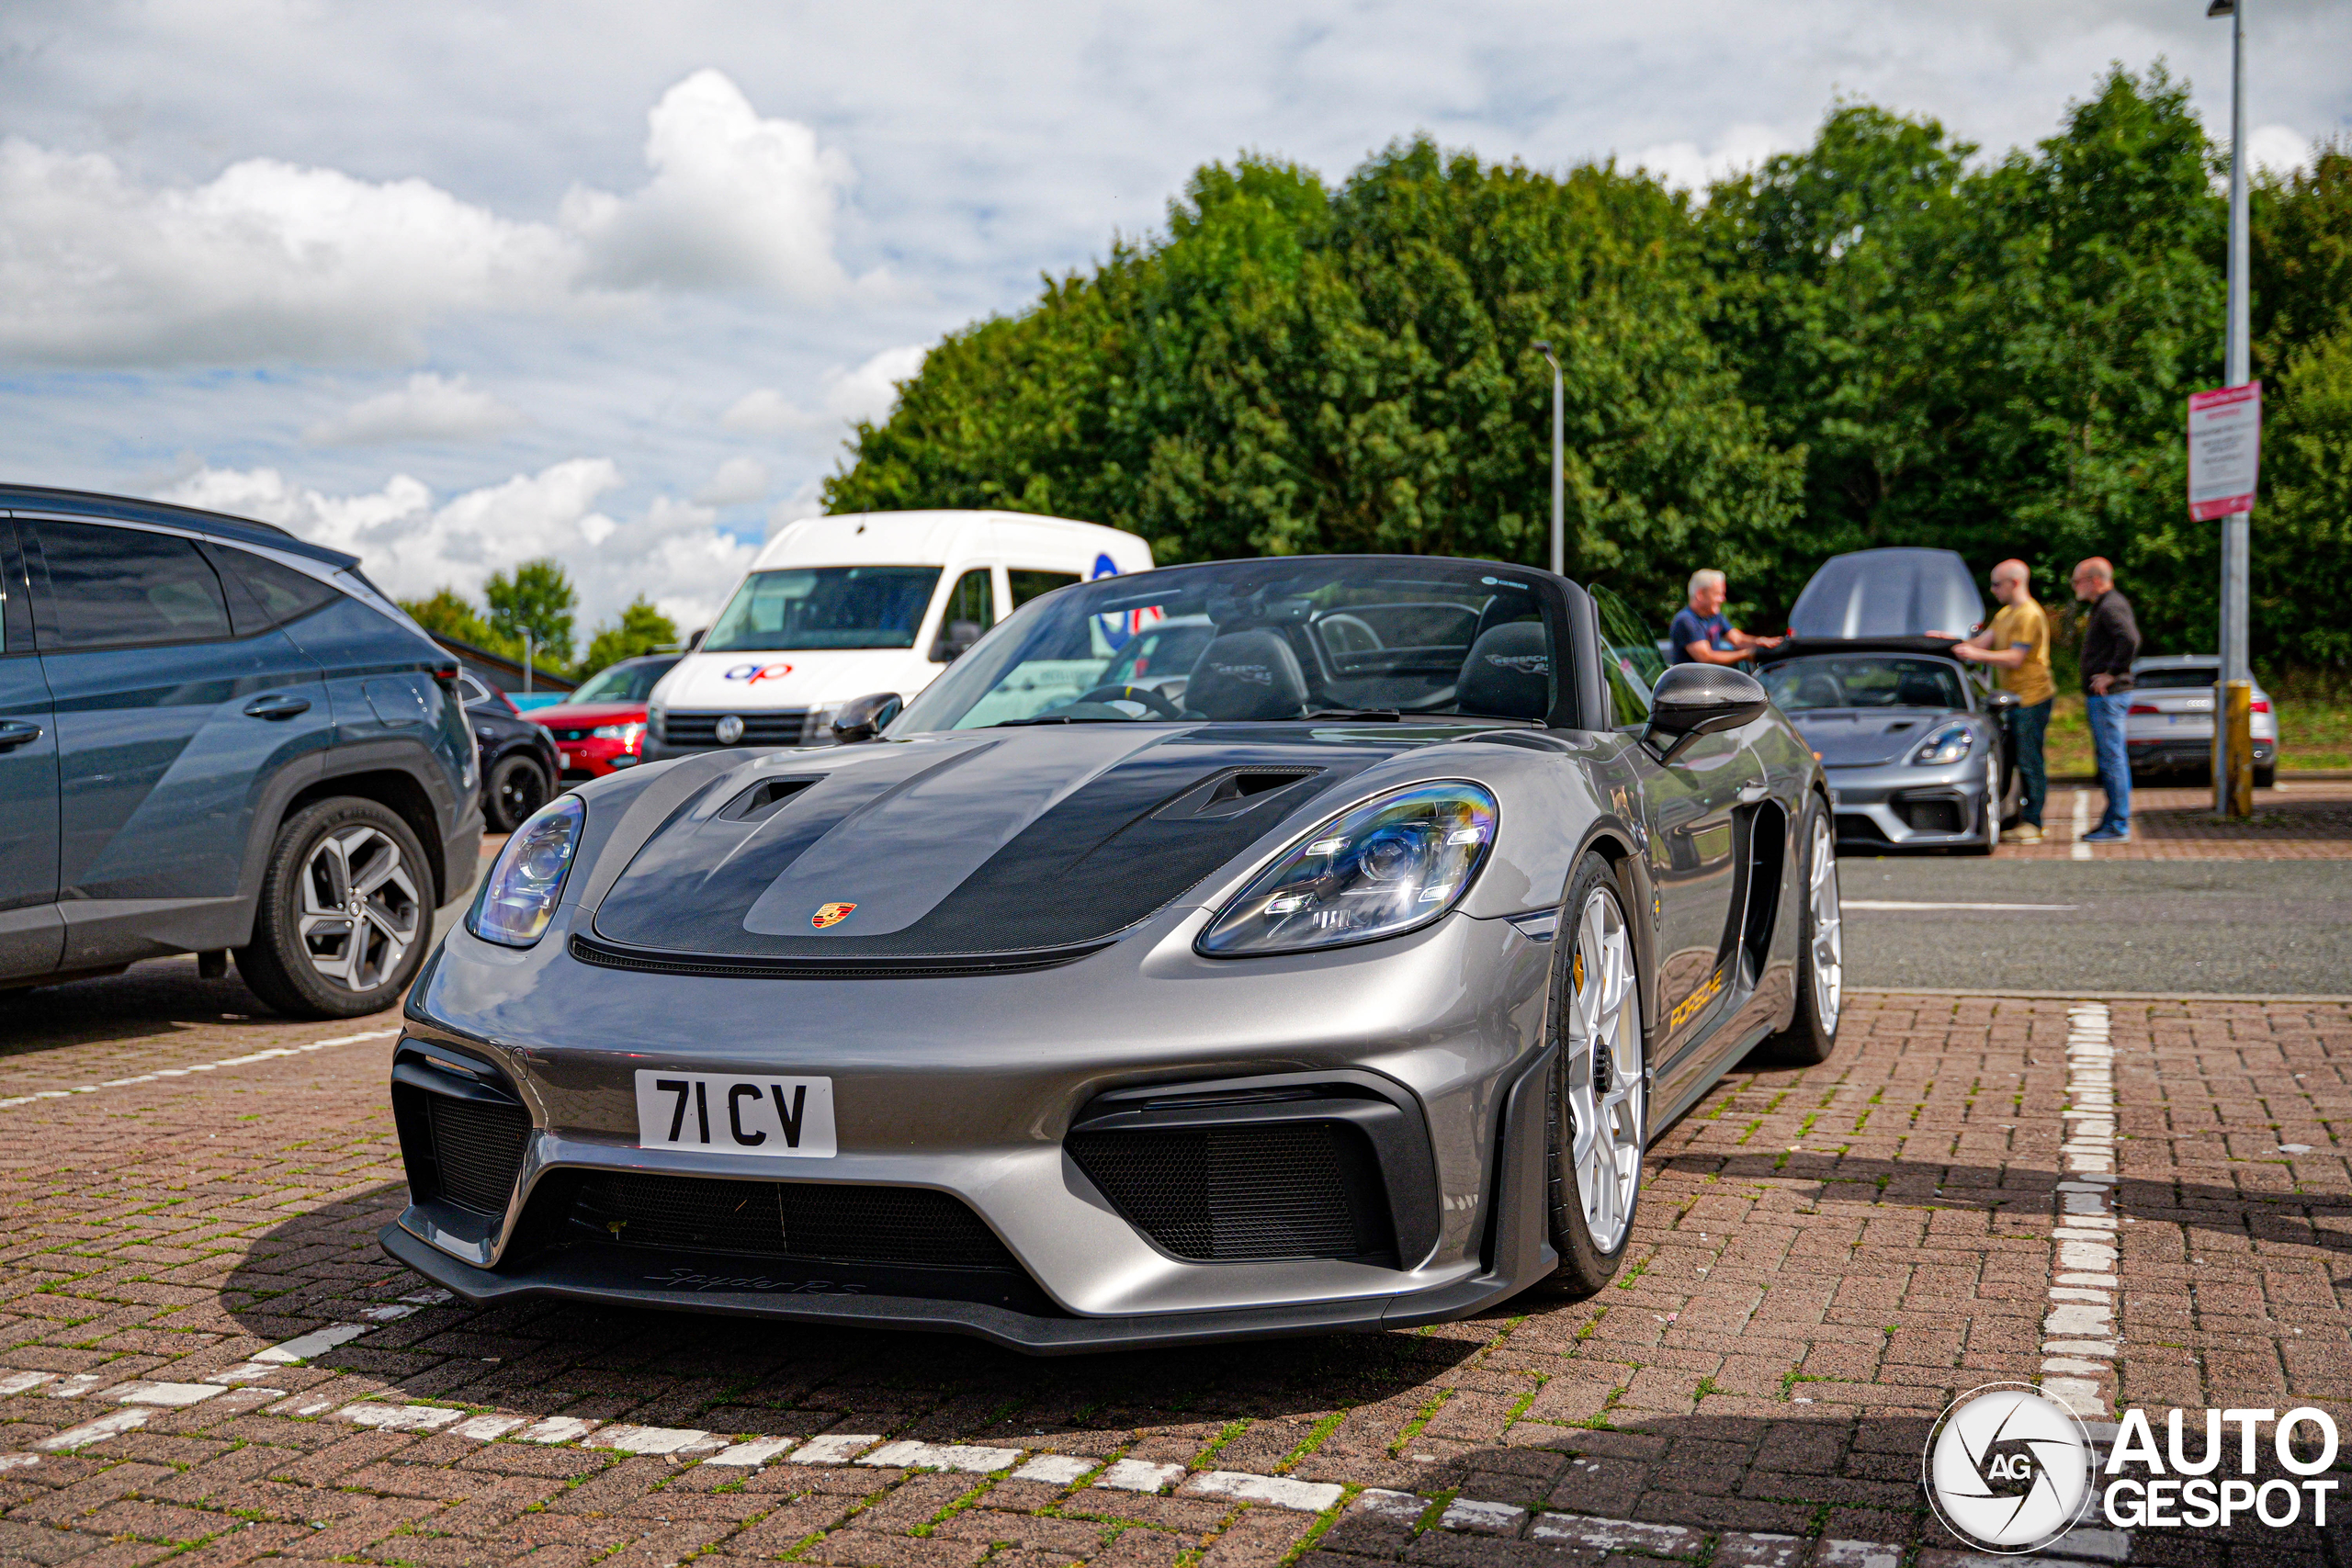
[830,692,903,744]
[932,619,985,663]
[1645,664,1769,763]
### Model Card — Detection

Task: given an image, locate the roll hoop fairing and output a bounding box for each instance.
[387,564,1828,1351]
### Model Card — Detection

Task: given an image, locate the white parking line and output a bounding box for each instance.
[0,1029,400,1111]
[2071,787,2093,860]
[2043,1001,2120,1419]
[1842,900,2080,912]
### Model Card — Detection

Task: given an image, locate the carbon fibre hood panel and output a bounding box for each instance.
[590,728,1398,959]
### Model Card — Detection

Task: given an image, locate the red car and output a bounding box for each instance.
[530,654,681,781]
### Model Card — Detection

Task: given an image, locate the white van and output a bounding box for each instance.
[644,509,1154,757]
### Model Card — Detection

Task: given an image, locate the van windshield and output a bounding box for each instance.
[703,567,944,651]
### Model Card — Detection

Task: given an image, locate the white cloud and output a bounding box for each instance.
[303,372,526,446]
[1630,124,1790,191]
[0,69,862,367]
[2245,123,2314,178]
[692,454,771,504]
[565,70,856,298]
[159,458,757,633]
[723,343,928,434]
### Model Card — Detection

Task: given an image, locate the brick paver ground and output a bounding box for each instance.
[0,974,2344,1568]
[1994,781,2352,861]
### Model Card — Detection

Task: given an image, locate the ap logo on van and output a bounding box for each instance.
[1923,1384,2094,1554]
[1089,552,1161,650]
[723,663,793,684]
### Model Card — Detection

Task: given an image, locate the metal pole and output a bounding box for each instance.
[524,630,533,696]
[1534,342,1564,576]
[2214,0,2252,815]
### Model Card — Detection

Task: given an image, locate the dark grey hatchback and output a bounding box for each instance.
[0,485,482,1017]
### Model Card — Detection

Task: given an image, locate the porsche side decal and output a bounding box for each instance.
[1668,966,1724,1030]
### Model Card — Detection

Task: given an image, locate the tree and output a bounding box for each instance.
[400,587,492,647]
[581,598,679,676]
[483,558,577,669]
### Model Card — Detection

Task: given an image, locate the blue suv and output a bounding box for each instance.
[0,486,482,1018]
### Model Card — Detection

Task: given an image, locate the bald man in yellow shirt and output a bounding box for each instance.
[1945,560,2053,843]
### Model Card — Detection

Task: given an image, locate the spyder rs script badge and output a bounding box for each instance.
[810,901,856,930]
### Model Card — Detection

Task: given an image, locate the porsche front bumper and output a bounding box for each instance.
[1824,759,1995,849]
[385,900,1564,1352]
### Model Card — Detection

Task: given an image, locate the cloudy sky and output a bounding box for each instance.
[2,1,2346,635]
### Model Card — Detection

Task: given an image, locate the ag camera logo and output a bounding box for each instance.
[1923,1384,2093,1554]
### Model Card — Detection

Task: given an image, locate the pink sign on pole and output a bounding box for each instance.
[2187,381,2261,521]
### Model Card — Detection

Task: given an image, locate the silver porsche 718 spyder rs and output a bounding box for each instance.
[385,554,1843,1352]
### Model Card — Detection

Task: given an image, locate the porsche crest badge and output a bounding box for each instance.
[810,902,856,931]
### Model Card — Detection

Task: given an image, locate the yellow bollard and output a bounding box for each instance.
[2225,679,2254,819]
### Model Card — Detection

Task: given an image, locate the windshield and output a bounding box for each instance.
[1760,655,1969,712]
[2133,666,2217,690]
[568,658,678,705]
[703,567,944,652]
[894,558,1558,730]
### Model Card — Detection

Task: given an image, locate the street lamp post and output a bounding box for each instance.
[1532,342,1564,577]
[2211,0,2253,816]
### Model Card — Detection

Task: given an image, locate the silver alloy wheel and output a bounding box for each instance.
[1984,752,2001,847]
[1807,812,1843,1032]
[1565,886,1644,1253]
[299,825,422,991]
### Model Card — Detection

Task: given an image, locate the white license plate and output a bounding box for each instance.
[634,1069,835,1157]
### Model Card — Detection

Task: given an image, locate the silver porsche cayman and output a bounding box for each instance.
[384,554,1842,1352]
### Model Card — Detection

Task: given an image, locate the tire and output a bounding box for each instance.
[485,753,549,834]
[1544,852,1646,1294]
[1755,801,1842,1066]
[2255,765,2276,789]
[234,797,434,1020]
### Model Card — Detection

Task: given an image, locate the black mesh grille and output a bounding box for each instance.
[570,1174,1018,1270]
[1067,1122,1377,1261]
[1834,812,1883,842]
[426,1097,530,1215]
[1897,796,1964,833]
[661,710,809,748]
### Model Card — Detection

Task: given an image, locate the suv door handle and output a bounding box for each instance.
[243,694,312,721]
[0,719,41,750]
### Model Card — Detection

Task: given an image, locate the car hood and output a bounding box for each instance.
[1786,709,1961,768]
[590,725,1412,962]
[655,649,917,710]
[533,702,645,727]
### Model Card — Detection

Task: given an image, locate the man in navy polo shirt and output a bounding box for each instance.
[1668,569,1781,666]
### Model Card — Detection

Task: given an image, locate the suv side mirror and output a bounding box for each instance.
[830,692,903,744]
[932,619,985,662]
[1645,664,1769,763]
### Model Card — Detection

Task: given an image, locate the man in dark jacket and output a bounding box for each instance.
[2071,557,2142,843]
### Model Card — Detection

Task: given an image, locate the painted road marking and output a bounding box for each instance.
[1843,900,2081,912]
[0,1028,401,1110]
[2071,787,2093,860]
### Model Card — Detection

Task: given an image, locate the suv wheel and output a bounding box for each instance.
[235,797,433,1019]
[485,753,550,833]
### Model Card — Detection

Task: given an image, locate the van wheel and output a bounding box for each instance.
[235,797,432,1020]
[485,754,550,833]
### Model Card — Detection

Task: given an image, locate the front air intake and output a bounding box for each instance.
[1067,1121,1391,1263]
[567,1174,1020,1271]
[425,1097,532,1215]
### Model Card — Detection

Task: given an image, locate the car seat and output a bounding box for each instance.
[1453,623,1553,721]
[1182,630,1311,720]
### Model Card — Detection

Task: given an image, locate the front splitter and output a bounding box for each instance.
[379,1224,1527,1356]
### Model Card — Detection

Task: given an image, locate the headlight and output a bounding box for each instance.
[648,704,665,740]
[1911,723,1974,765]
[591,722,646,748]
[1198,782,1498,957]
[469,795,583,948]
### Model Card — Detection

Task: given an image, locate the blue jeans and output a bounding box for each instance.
[2007,697,2052,828]
[2085,691,2132,834]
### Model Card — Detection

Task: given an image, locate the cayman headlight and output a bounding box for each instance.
[1198,782,1498,957]
[1911,723,1974,766]
[469,795,583,947]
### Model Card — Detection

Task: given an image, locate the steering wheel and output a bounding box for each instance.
[1070,683,1184,719]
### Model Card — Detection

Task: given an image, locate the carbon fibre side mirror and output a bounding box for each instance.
[1645,664,1769,763]
[830,692,903,744]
